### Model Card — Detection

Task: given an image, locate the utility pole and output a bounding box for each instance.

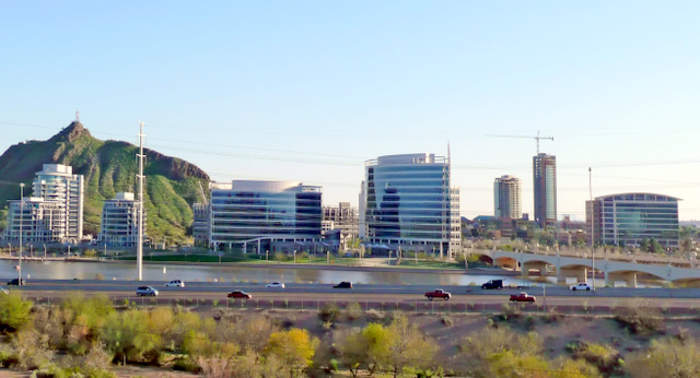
[18,183,24,286]
[589,167,595,292]
[137,121,145,281]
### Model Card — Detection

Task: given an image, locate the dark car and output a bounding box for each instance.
[481,279,503,289]
[227,290,252,299]
[333,281,353,289]
[7,278,25,286]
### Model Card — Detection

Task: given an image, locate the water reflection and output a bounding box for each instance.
[0,260,540,286]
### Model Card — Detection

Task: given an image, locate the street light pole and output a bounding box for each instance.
[589,167,595,292]
[18,183,24,286]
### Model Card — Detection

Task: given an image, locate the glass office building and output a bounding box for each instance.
[209,180,322,251]
[586,193,679,248]
[361,153,460,256]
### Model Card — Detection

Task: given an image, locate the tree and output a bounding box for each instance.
[386,315,438,377]
[0,292,33,332]
[339,323,392,376]
[264,328,318,378]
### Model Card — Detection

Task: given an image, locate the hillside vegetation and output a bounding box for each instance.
[0,121,209,245]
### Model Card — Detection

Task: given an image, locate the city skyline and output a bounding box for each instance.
[2,2,700,220]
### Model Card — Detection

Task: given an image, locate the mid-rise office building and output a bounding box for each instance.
[361,153,460,256]
[209,180,322,251]
[4,198,66,244]
[586,193,680,248]
[192,202,210,247]
[494,175,522,219]
[98,192,145,247]
[32,164,84,241]
[533,153,557,227]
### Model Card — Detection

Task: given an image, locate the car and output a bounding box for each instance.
[509,292,536,303]
[425,289,451,301]
[164,279,185,288]
[570,282,592,291]
[481,279,503,290]
[333,281,353,289]
[136,286,159,296]
[265,282,286,288]
[0,287,8,295]
[7,278,25,286]
[227,290,252,299]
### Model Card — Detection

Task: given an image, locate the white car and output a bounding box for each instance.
[265,282,286,288]
[136,286,159,296]
[570,282,592,291]
[164,279,185,288]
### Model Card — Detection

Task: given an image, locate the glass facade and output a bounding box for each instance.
[209,181,322,249]
[362,154,460,255]
[587,193,679,248]
[533,154,557,227]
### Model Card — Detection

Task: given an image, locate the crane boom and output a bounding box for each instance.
[486,130,553,154]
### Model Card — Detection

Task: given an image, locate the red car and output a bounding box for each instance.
[227,290,252,299]
[425,289,451,301]
[509,292,536,303]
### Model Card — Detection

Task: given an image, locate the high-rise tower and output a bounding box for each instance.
[494,175,521,219]
[533,153,557,227]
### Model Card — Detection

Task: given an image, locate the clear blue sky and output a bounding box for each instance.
[2,1,700,220]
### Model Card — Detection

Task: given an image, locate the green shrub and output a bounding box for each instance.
[102,310,163,364]
[0,292,33,332]
[570,342,623,376]
[613,302,664,336]
[344,302,363,322]
[626,337,698,378]
[318,303,340,323]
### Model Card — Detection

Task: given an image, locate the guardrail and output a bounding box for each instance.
[25,296,698,316]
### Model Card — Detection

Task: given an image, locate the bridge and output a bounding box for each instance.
[473,249,700,287]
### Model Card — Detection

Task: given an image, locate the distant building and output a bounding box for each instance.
[98,192,145,248]
[209,180,322,252]
[32,164,84,241]
[361,153,460,256]
[533,153,557,227]
[358,181,367,238]
[494,175,522,219]
[4,197,65,244]
[586,193,680,248]
[323,202,358,237]
[192,202,210,247]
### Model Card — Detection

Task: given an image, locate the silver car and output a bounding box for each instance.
[136,286,159,296]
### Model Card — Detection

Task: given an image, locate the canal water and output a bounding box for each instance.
[0,260,540,286]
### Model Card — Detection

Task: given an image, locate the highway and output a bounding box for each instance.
[3,278,699,309]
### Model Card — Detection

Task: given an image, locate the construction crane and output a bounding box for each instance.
[487,130,554,154]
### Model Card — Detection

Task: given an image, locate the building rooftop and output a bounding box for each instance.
[594,192,681,202]
[211,180,321,193]
[37,163,74,176]
[366,153,447,166]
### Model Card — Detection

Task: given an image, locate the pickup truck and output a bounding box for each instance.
[509,292,536,303]
[424,289,451,301]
